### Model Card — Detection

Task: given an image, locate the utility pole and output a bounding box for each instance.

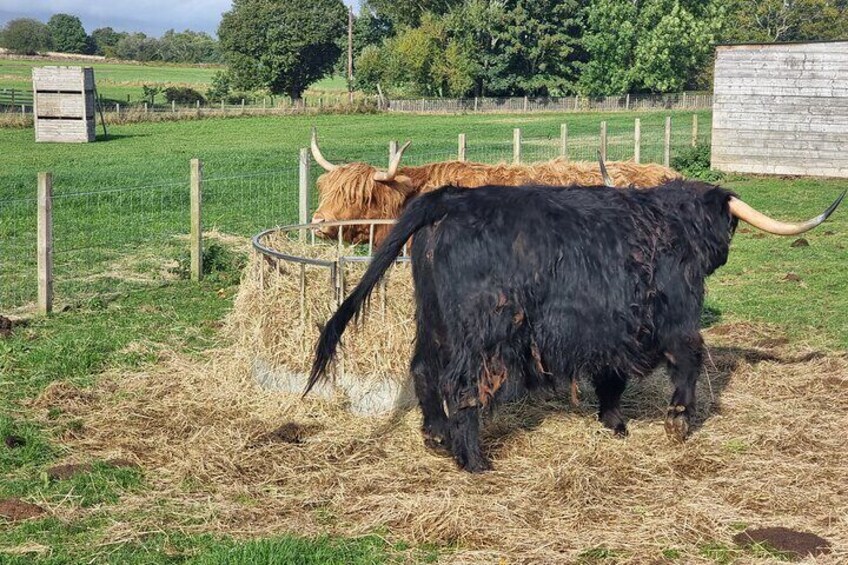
[348,7,354,105]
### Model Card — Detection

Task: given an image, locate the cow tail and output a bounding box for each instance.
[304,189,451,396]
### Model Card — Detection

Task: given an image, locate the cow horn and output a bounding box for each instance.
[310,127,338,172]
[729,191,845,235]
[374,141,411,181]
[598,151,614,187]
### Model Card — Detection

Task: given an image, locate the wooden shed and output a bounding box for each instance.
[711,41,848,178]
[32,66,96,143]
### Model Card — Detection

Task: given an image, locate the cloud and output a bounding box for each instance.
[0,1,358,36]
[0,0,233,36]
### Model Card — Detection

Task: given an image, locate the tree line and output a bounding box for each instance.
[0,14,220,64]
[2,1,845,99]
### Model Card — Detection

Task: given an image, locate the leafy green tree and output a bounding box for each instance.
[633,0,721,92]
[578,0,638,95]
[353,44,386,93]
[158,29,220,63]
[90,27,126,56]
[47,13,90,54]
[366,0,463,27]
[112,33,160,61]
[218,0,347,100]
[0,18,52,55]
[720,0,848,42]
[485,0,584,96]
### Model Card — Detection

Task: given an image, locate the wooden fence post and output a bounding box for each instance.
[634,118,641,164]
[458,133,466,162]
[692,114,699,147]
[600,121,608,161]
[190,159,203,282]
[474,96,478,112]
[625,93,630,111]
[513,128,522,164]
[172,100,176,113]
[299,148,310,242]
[523,96,529,112]
[664,116,671,167]
[37,172,53,315]
[560,123,568,159]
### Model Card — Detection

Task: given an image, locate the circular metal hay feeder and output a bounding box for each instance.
[243,220,416,416]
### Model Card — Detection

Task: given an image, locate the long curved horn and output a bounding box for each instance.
[598,151,614,187]
[729,191,845,235]
[310,127,338,172]
[374,140,411,181]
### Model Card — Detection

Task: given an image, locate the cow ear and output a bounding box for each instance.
[387,175,416,196]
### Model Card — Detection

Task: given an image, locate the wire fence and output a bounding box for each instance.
[0,114,711,313]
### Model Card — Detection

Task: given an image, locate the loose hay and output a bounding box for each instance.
[26,243,848,562]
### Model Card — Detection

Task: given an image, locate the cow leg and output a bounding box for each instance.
[592,370,629,436]
[410,339,450,452]
[448,404,490,473]
[442,358,491,473]
[664,333,704,441]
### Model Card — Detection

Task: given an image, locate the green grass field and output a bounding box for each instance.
[0,57,350,104]
[1,110,847,562]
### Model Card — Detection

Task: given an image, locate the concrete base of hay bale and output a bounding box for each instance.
[252,358,417,416]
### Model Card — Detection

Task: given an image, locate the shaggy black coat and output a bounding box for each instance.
[307,181,739,472]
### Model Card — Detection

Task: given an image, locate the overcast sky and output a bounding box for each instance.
[0,1,357,37]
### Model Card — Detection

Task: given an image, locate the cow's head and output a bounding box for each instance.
[310,128,417,244]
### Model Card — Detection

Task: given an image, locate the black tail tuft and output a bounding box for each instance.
[304,188,453,396]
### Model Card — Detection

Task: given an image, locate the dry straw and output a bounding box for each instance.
[27,245,848,563]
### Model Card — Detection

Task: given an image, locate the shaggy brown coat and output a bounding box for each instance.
[313,158,682,244]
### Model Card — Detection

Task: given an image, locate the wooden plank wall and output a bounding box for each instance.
[32,66,96,143]
[711,42,848,178]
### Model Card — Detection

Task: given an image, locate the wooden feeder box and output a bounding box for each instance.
[32,66,96,143]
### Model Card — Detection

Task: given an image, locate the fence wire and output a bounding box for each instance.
[1,114,711,311]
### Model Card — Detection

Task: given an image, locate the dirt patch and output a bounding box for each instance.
[0,499,45,521]
[734,526,831,560]
[783,272,802,282]
[252,422,320,446]
[47,458,140,480]
[0,315,26,338]
[790,238,810,248]
[3,435,25,448]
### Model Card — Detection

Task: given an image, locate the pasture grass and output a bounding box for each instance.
[0,56,349,104]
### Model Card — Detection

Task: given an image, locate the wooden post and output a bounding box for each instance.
[560,123,568,158]
[241,99,245,112]
[190,159,203,281]
[116,103,120,115]
[299,147,310,242]
[144,102,148,113]
[513,128,522,164]
[458,133,466,162]
[600,121,608,161]
[172,100,176,113]
[634,118,641,164]
[523,96,529,112]
[692,114,699,147]
[664,116,671,167]
[37,172,53,315]
[474,96,478,112]
[625,93,630,111]
[221,99,225,111]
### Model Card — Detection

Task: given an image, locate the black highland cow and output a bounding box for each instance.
[306,181,844,472]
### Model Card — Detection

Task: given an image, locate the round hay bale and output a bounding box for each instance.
[231,223,417,416]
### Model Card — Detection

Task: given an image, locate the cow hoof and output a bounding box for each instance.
[599,409,628,437]
[664,406,690,442]
[423,434,452,456]
[459,456,493,474]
